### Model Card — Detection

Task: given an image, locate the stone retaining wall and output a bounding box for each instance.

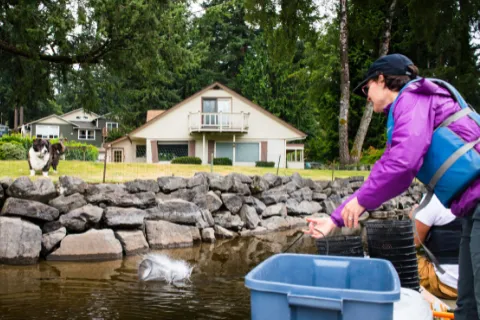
[0,172,426,264]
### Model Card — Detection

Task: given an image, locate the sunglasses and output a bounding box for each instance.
[362,84,369,96]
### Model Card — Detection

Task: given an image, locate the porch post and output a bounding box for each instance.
[146,139,152,164]
[232,134,236,166]
[202,133,206,165]
[295,149,298,162]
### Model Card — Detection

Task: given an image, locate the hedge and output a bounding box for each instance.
[0,135,99,161]
[0,142,27,160]
[255,161,275,168]
[171,156,202,164]
[213,157,232,165]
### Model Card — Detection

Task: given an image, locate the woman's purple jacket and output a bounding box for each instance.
[331,78,480,227]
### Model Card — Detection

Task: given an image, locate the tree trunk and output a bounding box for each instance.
[350,0,397,163]
[338,0,350,165]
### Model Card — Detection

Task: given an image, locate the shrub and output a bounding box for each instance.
[64,141,99,161]
[360,146,385,164]
[0,142,27,160]
[0,134,33,153]
[213,157,232,165]
[171,156,202,164]
[255,161,275,168]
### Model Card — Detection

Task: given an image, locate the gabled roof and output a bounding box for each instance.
[146,110,165,122]
[27,114,78,126]
[62,108,100,118]
[110,82,307,145]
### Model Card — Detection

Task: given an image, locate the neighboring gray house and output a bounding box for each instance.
[23,108,119,148]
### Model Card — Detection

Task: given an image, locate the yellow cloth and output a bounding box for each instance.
[417,255,457,300]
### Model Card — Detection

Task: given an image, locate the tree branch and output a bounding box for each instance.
[0,38,113,64]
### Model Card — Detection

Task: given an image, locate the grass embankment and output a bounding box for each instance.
[0,160,370,183]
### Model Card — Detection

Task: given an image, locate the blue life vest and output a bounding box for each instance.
[387,78,480,207]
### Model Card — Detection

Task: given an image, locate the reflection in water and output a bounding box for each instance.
[0,229,316,320]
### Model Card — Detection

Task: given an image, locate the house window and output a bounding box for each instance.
[106,122,118,132]
[78,130,95,140]
[202,98,232,126]
[158,143,188,161]
[36,125,59,139]
[136,145,146,158]
[113,150,123,162]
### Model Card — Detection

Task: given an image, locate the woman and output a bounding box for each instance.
[305,53,479,320]
[410,194,461,300]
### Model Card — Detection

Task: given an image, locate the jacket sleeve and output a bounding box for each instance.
[330,92,435,227]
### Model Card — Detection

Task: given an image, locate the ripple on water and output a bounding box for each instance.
[0,229,316,320]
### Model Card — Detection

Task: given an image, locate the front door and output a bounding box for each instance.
[113,149,123,163]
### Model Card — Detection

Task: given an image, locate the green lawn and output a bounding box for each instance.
[0,160,370,183]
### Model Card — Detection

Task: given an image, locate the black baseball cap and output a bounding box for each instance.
[353,54,414,97]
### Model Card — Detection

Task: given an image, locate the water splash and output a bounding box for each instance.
[138,254,194,284]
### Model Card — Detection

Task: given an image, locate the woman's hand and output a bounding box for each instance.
[341,197,365,228]
[304,217,336,238]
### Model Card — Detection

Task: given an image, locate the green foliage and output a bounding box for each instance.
[63,141,99,162]
[0,134,33,153]
[0,142,27,160]
[360,146,385,164]
[255,161,275,168]
[213,157,233,165]
[171,156,202,164]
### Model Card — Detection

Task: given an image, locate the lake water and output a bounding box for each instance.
[0,229,316,320]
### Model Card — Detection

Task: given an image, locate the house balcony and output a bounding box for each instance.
[188,112,250,133]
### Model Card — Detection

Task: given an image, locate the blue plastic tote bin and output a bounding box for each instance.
[245,254,401,320]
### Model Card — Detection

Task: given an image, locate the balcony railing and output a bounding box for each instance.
[188,112,249,133]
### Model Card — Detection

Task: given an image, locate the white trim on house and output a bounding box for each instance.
[78,129,96,141]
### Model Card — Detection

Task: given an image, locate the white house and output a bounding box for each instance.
[108,82,307,169]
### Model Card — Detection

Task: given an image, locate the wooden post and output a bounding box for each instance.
[210,153,214,173]
[276,155,281,175]
[103,144,109,183]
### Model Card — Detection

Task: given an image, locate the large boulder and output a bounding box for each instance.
[158,177,187,193]
[48,193,87,215]
[47,229,123,261]
[250,176,269,194]
[208,175,233,192]
[145,220,194,249]
[206,191,223,213]
[262,216,290,231]
[125,179,159,193]
[201,228,216,243]
[59,204,104,232]
[239,205,261,229]
[168,188,196,202]
[86,191,156,209]
[103,207,147,228]
[213,211,244,231]
[41,227,67,256]
[263,173,282,188]
[259,188,288,205]
[146,200,207,228]
[231,178,251,196]
[0,217,42,264]
[0,184,4,205]
[262,203,287,218]
[214,225,236,239]
[1,198,59,222]
[187,175,208,188]
[114,230,149,256]
[227,173,252,184]
[57,176,88,196]
[221,193,243,214]
[286,200,322,215]
[0,177,13,190]
[7,177,56,203]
